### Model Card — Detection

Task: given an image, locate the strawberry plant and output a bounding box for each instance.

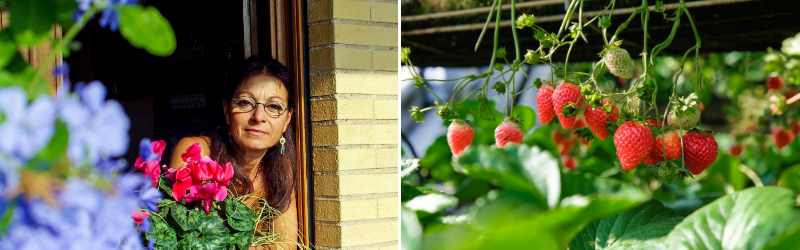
[402,0,800,249]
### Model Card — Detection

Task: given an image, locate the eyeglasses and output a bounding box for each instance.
[231,97,290,117]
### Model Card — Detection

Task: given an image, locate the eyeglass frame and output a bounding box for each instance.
[230,97,291,118]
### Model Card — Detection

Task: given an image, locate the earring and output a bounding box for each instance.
[280,136,286,155]
[228,131,232,144]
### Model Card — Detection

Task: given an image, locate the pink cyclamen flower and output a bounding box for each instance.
[181,142,202,163]
[209,161,234,185]
[189,159,213,183]
[131,210,150,225]
[185,183,228,213]
[172,167,193,202]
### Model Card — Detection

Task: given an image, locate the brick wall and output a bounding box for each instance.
[307,0,398,249]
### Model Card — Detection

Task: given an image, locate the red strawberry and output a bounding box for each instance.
[614,121,655,170]
[774,128,793,150]
[536,85,556,124]
[682,132,718,175]
[447,119,474,156]
[785,87,799,100]
[645,131,682,165]
[584,99,619,140]
[572,118,588,129]
[496,117,524,148]
[790,121,800,136]
[553,81,584,129]
[644,119,662,129]
[560,137,578,155]
[730,143,743,157]
[553,131,565,145]
[767,76,784,90]
[562,155,576,170]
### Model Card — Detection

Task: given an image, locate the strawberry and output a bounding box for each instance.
[644,119,663,129]
[614,121,655,170]
[562,155,576,170]
[605,48,634,79]
[774,128,793,150]
[682,132,718,175]
[560,137,578,155]
[573,118,590,145]
[729,143,743,157]
[646,131,682,165]
[584,99,619,140]
[447,119,474,156]
[767,76,784,90]
[553,131,565,145]
[536,85,556,124]
[790,121,800,136]
[659,166,680,184]
[495,117,524,148]
[553,81,584,129]
[667,107,701,129]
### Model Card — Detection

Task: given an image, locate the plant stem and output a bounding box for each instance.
[510,0,520,61]
[475,0,500,51]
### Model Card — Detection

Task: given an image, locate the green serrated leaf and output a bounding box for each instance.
[196,215,230,249]
[598,16,612,29]
[177,238,199,250]
[227,217,256,231]
[118,5,177,56]
[496,47,506,58]
[228,231,253,250]
[159,176,175,197]
[569,200,682,249]
[151,217,178,247]
[410,106,425,123]
[225,198,255,220]
[172,203,202,231]
[401,159,421,179]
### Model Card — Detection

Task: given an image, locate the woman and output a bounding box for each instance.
[169,56,298,250]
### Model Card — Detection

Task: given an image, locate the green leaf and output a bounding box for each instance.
[52,0,77,29]
[0,199,17,236]
[227,231,253,250]
[118,5,177,56]
[10,0,55,46]
[495,47,506,59]
[700,154,746,194]
[401,207,422,250]
[0,32,16,69]
[409,106,425,123]
[226,217,256,231]
[569,200,682,249]
[404,194,457,218]
[34,121,68,166]
[453,177,491,202]
[196,215,231,249]
[159,175,175,197]
[401,159,420,179]
[779,164,800,194]
[511,105,536,132]
[175,227,200,239]
[607,187,800,249]
[151,217,178,247]
[224,198,255,220]
[599,16,612,29]
[171,203,202,231]
[177,238,200,250]
[455,144,560,208]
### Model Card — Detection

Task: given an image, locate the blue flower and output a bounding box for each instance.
[0,87,56,161]
[138,138,159,162]
[74,0,140,32]
[118,173,161,211]
[59,81,130,166]
[52,62,70,79]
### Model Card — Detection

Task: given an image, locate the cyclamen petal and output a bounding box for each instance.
[190,161,213,182]
[151,140,166,160]
[219,162,234,185]
[214,185,227,202]
[181,143,202,162]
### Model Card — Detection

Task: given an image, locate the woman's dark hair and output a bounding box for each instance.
[203,56,297,213]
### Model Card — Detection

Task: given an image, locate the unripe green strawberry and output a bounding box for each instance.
[604,48,634,79]
[495,117,524,148]
[553,81,584,129]
[536,85,556,124]
[447,119,474,156]
[667,108,700,129]
[614,121,655,170]
[584,99,618,140]
[645,131,682,165]
[659,165,680,184]
[682,132,718,175]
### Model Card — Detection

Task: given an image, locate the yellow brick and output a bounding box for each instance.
[314,173,398,196]
[307,0,332,23]
[371,2,398,23]
[312,125,338,146]
[315,199,378,222]
[372,50,398,71]
[339,99,374,119]
[379,244,399,250]
[310,48,334,72]
[315,221,398,247]
[376,148,398,169]
[309,23,334,47]
[334,48,372,70]
[338,124,397,145]
[311,99,336,121]
[313,148,377,171]
[333,24,397,47]
[333,0,371,21]
[374,99,397,120]
[378,198,398,218]
[311,73,398,96]
[311,99,374,121]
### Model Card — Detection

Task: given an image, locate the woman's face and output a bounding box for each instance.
[224,74,293,153]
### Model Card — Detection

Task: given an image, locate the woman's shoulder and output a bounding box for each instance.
[169,136,212,169]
